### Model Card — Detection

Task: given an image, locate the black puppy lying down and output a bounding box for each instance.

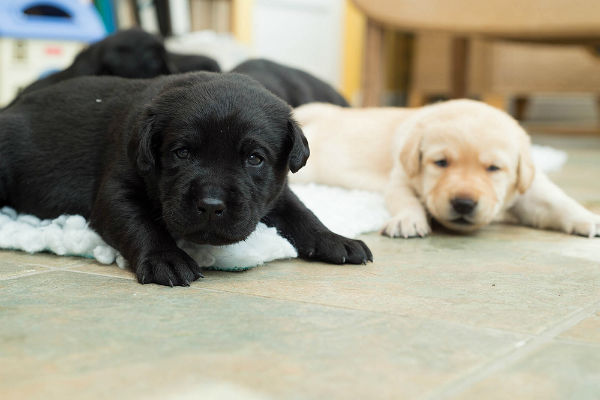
[231,59,350,107]
[168,52,221,73]
[0,72,371,286]
[13,28,173,101]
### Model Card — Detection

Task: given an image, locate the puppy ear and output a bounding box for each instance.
[399,124,423,178]
[287,119,310,173]
[128,112,159,175]
[516,129,536,193]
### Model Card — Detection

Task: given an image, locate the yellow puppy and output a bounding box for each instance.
[292,100,600,238]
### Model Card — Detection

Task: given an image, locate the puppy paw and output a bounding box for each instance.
[298,231,373,264]
[381,210,430,238]
[136,249,204,286]
[563,212,600,238]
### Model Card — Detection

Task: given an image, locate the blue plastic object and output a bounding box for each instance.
[0,0,106,42]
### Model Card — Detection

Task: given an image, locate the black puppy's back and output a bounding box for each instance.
[0,76,150,218]
[232,58,349,108]
[168,52,221,73]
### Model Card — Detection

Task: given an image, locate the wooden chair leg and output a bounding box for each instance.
[408,90,427,107]
[450,36,470,99]
[361,19,385,107]
[482,93,507,110]
[514,96,530,121]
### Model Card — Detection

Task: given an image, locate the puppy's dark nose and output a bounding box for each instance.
[451,197,477,215]
[198,197,226,216]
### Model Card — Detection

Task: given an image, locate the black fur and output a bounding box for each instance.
[12,28,174,101]
[231,58,350,107]
[0,72,371,286]
[168,52,221,73]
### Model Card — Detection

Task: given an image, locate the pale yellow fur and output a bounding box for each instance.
[292,100,600,238]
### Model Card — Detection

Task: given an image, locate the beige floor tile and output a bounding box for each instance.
[0,249,95,269]
[559,311,600,344]
[0,263,49,280]
[455,341,600,400]
[0,271,526,400]
[68,262,136,280]
[203,227,600,334]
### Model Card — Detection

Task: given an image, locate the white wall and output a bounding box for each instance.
[251,0,344,88]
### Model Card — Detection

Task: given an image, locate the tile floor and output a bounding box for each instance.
[1,135,599,400]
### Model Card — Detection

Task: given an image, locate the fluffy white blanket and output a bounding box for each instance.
[0,145,565,271]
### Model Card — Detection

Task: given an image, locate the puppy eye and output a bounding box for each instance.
[247,153,264,166]
[434,159,448,168]
[174,148,190,159]
[487,165,500,172]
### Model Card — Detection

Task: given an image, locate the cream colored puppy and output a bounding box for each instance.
[292,100,600,238]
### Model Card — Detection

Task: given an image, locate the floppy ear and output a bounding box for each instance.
[128,112,159,175]
[398,122,423,178]
[287,119,310,173]
[516,130,536,193]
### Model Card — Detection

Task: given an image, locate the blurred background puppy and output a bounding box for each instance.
[13,28,175,100]
[167,52,221,73]
[231,58,349,108]
[292,100,600,238]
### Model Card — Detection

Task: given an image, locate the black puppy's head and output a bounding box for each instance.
[81,28,174,78]
[130,72,309,245]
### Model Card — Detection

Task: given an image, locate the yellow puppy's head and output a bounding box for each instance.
[398,99,535,232]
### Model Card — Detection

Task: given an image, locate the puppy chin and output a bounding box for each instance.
[435,216,487,233]
[184,231,250,246]
[181,220,258,246]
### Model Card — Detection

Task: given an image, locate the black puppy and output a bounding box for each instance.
[168,52,221,73]
[14,28,174,100]
[0,72,371,286]
[231,58,350,107]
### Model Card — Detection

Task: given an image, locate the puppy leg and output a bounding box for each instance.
[262,185,373,264]
[509,171,600,237]
[90,178,203,286]
[382,170,430,238]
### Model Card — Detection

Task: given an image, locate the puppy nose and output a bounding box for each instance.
[198,197,226,216]
[451,197,477,215]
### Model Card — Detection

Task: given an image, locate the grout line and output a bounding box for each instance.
[0,269,53,281]
[63,268,135,280]
[426,300,600,400]
[553,337,600,348]
[26,262,92,270]
[189,285,538,339]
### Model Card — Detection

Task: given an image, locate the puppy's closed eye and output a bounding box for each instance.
[434,159,449,168]
[486,165,500,172]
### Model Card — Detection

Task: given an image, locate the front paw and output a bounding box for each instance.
[381,209,430,238]
[564,212,600,238]
[298,231,373,264]
[136,249,204,286]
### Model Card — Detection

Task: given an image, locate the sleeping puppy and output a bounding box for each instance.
[0,72,371,286]
[231,58,349,108]
[13,28,174,100]
[292,100,600,238]
[167,52,221,73]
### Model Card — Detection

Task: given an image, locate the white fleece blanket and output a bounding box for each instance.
[0,145,565,271]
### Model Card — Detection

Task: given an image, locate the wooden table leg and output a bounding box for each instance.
[450,36,469,99]
[362,19,385,106]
